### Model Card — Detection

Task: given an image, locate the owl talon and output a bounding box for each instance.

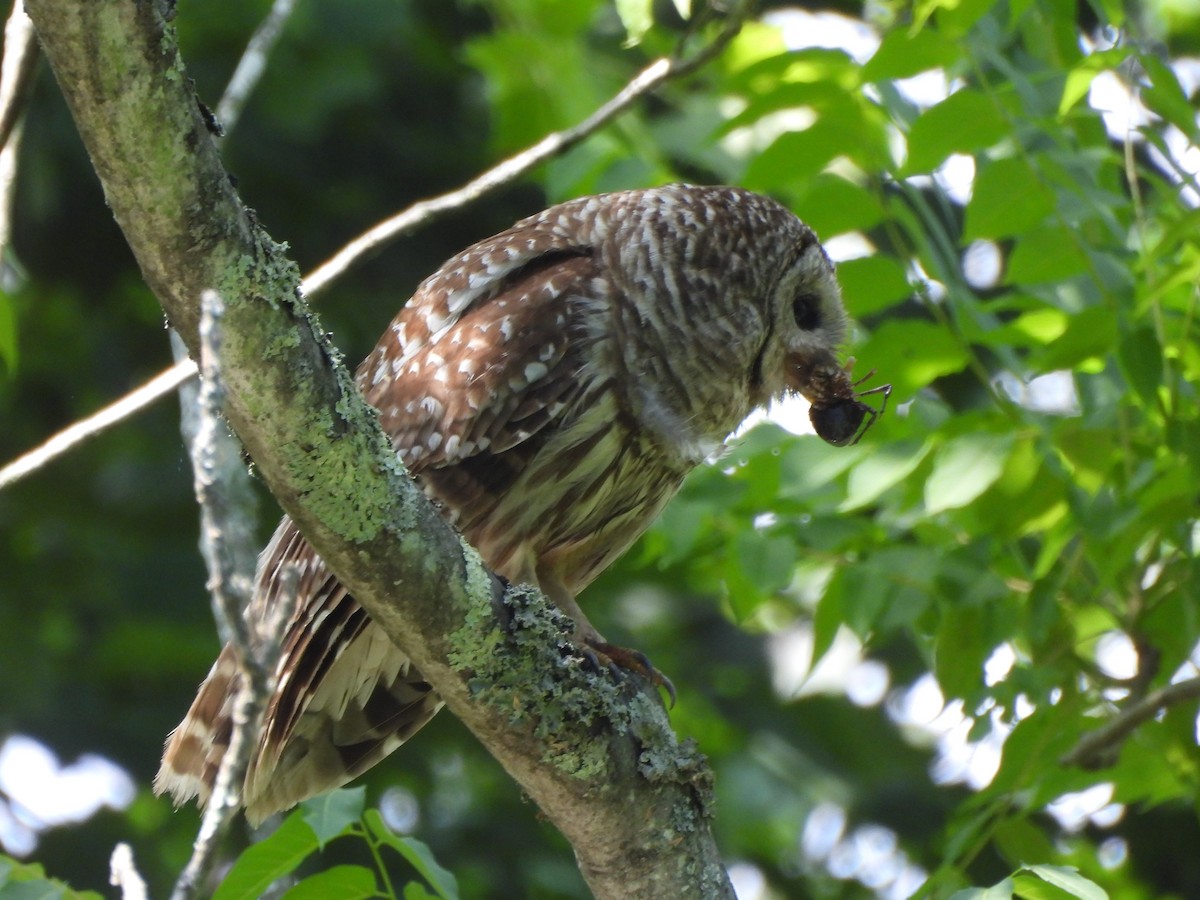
[582,639,677,708]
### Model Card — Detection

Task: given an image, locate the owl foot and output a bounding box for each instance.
[580,638,677,708]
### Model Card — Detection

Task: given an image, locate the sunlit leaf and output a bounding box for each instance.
[836,254,912,316]
[948,877,1015,899]
[791,174,885,237]
[964,158,1056,240]
[904,89,1009,174]
[862,28,958,82]
[841,440,932,511]
[1030,306,1117,372]
[1006,228,1090,284]
[615,0,653,45]
[853,320,971,400]
[1020,865,1108,900]
[214,814,319,900]
[925,433,1013,514]
[1058,47,1128,116]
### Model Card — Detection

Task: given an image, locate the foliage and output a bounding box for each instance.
[1,0,1198,897]
[207,788,458,900]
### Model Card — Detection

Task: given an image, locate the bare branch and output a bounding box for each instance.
[1061,676,1200,769]
[0,1,37,277]
[215,0,297,134]
[170,291,272,900]
[0,0,756,491]
[109,843,149,900]
[0,361,197,490]
[0,0,38,151]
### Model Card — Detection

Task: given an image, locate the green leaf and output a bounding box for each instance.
[365,811,459,900]
[836,254,912,316]
[924,433,1013,514]
[1116,326,1163,408]
[404,885,439,900]
[935,603,989,699]
[853,320,971,401]
[993,816,1057,866]
[0,884,65,900]
[745,105,889,189]
[1020,865,1109,900]
[282,866,377,900]
[904,90,1009,174]
[0,859,100,900]
[862,27,958,82]
[1140,55,1200,142]
[0,290,16,375]
[302,787,366,849]
[949,878,1015,899]
[1058,47,1128,116]
[733,531,797,594]
[214,814,320,900]
[792,174,886,237]
[964,158,1056,241]
[1006,227,1090,283]
[841,440,932,511]
[615,0,653,45]
[1030,306,1117,373]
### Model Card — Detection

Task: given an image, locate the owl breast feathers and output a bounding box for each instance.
[155,184,881,823]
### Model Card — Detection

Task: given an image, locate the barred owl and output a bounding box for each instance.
[155,184,887,823]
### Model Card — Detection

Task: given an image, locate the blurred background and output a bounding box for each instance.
[1,0,1198,896]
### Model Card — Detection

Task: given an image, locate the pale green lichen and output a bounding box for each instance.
[445,579,694,782]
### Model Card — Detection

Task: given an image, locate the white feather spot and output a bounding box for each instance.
[524,362,548,382]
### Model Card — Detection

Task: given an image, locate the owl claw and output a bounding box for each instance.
[581,639,677,708]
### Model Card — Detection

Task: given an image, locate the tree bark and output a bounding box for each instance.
[24,0,734,896]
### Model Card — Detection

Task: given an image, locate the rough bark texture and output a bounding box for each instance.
[24,1,734,896]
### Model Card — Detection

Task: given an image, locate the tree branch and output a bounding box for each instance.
[25,1,748,895]
[1061,676,1200,770]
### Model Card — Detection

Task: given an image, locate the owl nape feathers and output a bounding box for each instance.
[155,184,889,823]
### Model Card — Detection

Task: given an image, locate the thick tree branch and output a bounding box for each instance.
[25,0,741,896]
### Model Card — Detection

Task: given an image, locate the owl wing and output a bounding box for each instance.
[357,226,600,474]
[157,225,607,823]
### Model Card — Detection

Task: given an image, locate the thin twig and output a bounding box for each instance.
[215,0,296,134]
[302,1,756,297]
[0,0,758,492]
[0,0,38,151]
[170,291,268,900]
[0,360,198,490]
[0,1,38,286]
[1061,676,1200,769]
[109,843,149,900]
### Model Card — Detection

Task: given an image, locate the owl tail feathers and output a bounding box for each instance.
[155,627,448,826]
[153,644,240,816]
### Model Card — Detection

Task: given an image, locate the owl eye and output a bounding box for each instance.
[792,292,821,330]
